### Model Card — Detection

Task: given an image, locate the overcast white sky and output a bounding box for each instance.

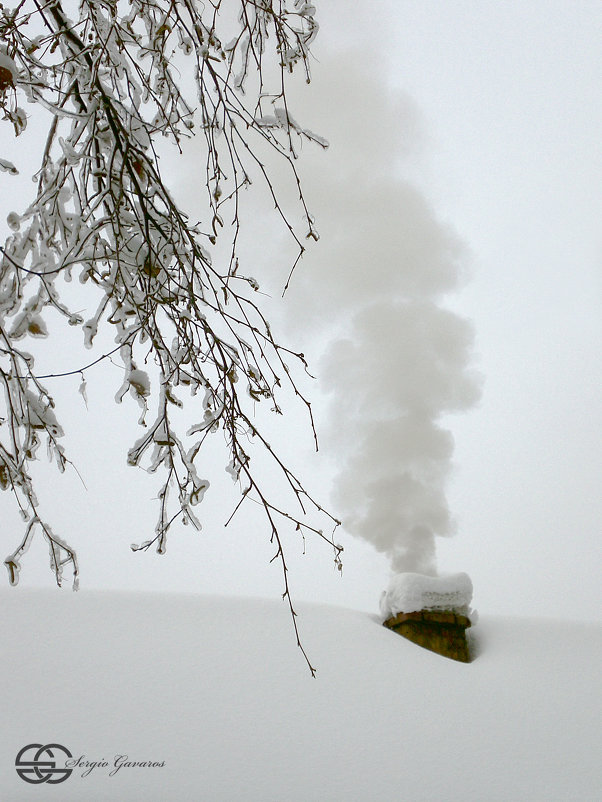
[1,1,600,622]
[366,1,602,620]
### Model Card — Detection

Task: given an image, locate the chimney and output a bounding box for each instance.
[380,572,474,662]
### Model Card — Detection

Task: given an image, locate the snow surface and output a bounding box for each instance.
[2,589,601,801]
[380,571,474,620]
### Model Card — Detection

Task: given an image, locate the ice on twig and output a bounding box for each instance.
[0,159,18,175]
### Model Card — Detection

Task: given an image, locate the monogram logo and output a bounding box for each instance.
[15,743,73,784]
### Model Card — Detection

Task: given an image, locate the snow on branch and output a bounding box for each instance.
[0,0,339,668]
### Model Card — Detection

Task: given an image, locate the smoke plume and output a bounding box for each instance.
[282,50,482,576]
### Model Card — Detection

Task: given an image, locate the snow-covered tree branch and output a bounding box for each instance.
[0,0,340,670]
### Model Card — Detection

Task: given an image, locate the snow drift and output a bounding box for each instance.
[2,589,601,801]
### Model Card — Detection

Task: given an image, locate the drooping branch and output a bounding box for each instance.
[0,0,340,669]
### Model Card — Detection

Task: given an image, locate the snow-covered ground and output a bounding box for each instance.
[2,589,600,801]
